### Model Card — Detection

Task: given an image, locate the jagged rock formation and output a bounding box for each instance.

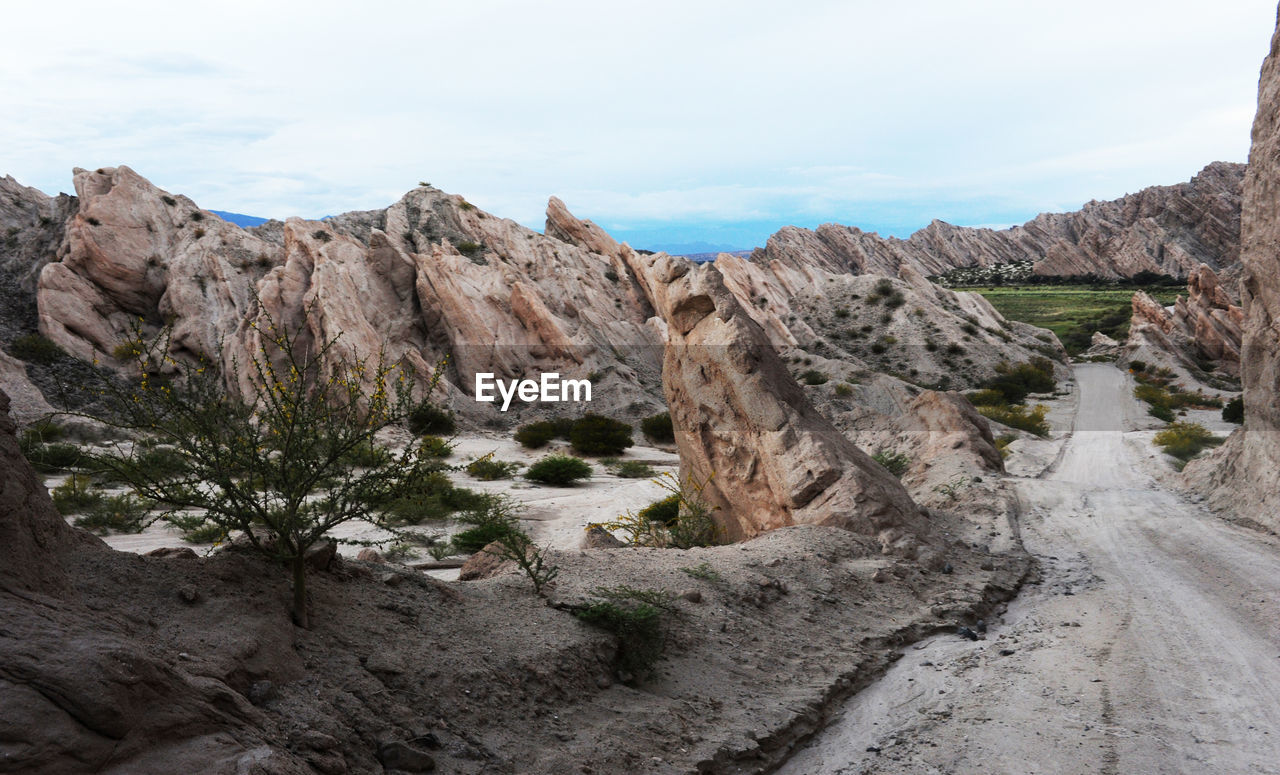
[752,162,1243,281]
[634,254,938,558]
[1123,263,1244,378]
[1187,17,1280,529]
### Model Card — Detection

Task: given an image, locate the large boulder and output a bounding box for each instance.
[650,257,935,556]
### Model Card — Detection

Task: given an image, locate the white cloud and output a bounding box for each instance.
[0,0,1274,243]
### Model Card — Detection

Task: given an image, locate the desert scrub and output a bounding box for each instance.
[177,520,228,544]
[680,561,721,582]
[640,411,674,443]
[23,441,85,473]
[74,494,151,534]
[9,333,66,364]
[1153,422,1221,466]
[51,474,102,514]
[568,414,633,455]
[833,382,854,397]
[418,435,454,458]
[574,586,676,682]
[994,433,1017,459]
[450,497,523,554]
[407,400,456,436]
[380,469,490,526]
[871,450,910,478]
[1223,396,1244,424]
[513,417,574,448]
[524,454,593,485]
[977,403,1050,437]
[590,472,719,549]
[610,460,656,478]
[981,358,1056,404]
[465,454,522,480]
[800,369,828,385]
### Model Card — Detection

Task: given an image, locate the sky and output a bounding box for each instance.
[3,1,1277,253]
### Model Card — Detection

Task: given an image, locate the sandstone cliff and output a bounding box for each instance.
[751,162,1243,281]
[1185,16,1280,529]
[1123,263,1244,379]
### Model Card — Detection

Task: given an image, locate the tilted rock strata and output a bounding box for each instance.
[1187,19,1280,528]
[1124,264,1244,377]
[752,162,1243,280]
[649,254,938,556]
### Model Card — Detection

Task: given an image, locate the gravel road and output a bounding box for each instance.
[779,363,1280,774]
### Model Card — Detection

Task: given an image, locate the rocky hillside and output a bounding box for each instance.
[751,162,1244,281]
[0,166,1065,426]
[1122,263,1245,384]
[1186,17,1280,530]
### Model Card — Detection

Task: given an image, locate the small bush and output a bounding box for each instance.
[800,370,828,385]
[466,455,522,480]
[574,586,676,681]
[1153,422,1220,463]
[834,382,853,397]
[1129,360,1148,373]
[51,474,102,514]
[182,522,229,544]
[419,435,454,458]
[25,442,84,473]
[339,441,392,469]
[10,334,65,364]
[1148,404,1176,422]
[569,414,633,456]
[1223,396,1244,424]
[640,411,674,443]
[451,498,523,554]
[966,389,1007,407]
[408,401,456,436]
[871,450,910,478]
[604,268,619,283]
[612,460,656,478]
[380,468,491,526]
[591,472,719,549]
[994,433,1017,459]
[514,420,560,448]
[456,240,482,256]
[637,494,680,526]
[525,454,593,485]
[982,358,1056,404]
[977,403,1050,437]
[74,494,150,534]
[680,562,721,582]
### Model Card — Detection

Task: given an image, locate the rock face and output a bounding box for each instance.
[640,255,936,556]
[752,162,1243,280]
[1123,264,1244,377]
[1187,18,1280,528]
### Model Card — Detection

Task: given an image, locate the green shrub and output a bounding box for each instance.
[451,497,524,554]
[994,433,1017,459]
[338,441,392,469]
[1129,360,1148,373]
[419,435,453,458]
[25,442,84,473]
[574,586,676,681]
[74,494,150,534]
[1148,404,1175,422]
[456,240,482,256]
[525,454,593,485]
[10,334,65,364]
[966,389,1007,407]
[977,403,1050,437]
[569,414,633,456]
[982,358,1055,404]
[181,522,229,544]
[466,455,522,480]
[612,460,656,478]
[800,369,828,385]
[640,411,674,443]
[637,493,680,526]
[514,420,560,448]
[834,382,854,397]
[1153,422,1220,463]
[1223,396,1244,424]
[408,401,456,436]
[51,474,102,514]
[871,450,911,478]
[380,469,491,526]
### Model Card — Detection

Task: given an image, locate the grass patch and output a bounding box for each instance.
[610,460,657,478]
[974,285,1180,354]
[977,403,1050,436]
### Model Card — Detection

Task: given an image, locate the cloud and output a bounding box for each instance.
[0,0,1274,245]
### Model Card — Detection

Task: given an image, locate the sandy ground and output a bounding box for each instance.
[57,433,680,570]
[778,363,1280,774]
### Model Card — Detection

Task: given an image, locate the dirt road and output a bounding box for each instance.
[779,364,1280,774]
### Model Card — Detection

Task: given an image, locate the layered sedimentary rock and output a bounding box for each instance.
[1187,18,1280,528]
[1124,264,1244,377]
[752,162,1243,281]
[637,254,937,556]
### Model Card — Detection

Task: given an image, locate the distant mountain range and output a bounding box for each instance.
[209,210,270,228]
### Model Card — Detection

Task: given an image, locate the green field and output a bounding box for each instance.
[973,285,1182,353]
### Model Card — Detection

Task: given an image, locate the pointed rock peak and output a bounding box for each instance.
[544,196,619,256]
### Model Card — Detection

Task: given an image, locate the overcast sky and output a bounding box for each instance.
[4,1,1277,251]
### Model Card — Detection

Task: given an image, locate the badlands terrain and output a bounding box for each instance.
[4,13,1280,775]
